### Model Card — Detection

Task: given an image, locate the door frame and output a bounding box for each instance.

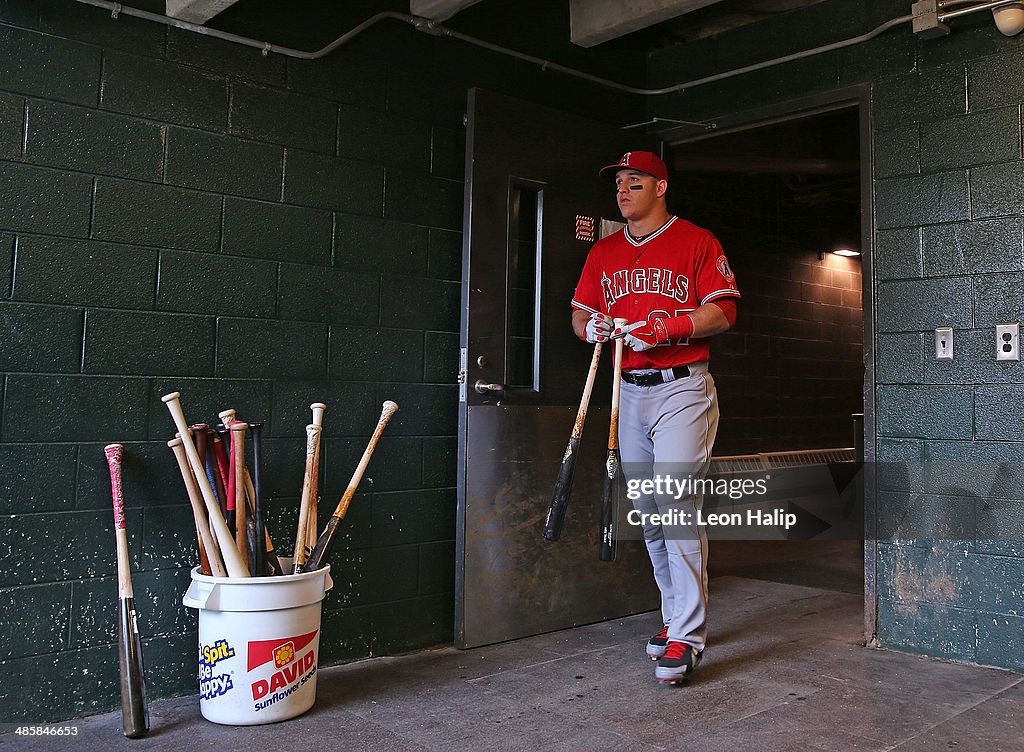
[662,84,878,646]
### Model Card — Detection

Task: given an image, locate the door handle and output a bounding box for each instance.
[474,380,507,395]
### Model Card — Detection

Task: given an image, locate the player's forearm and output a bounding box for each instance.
[571,308,592,341]
[688,303,731,338]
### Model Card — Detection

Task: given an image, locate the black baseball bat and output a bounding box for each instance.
[543,342,603,541]
[249,422,267,576]
[599,318,627,561]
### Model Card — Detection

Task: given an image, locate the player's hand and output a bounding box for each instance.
[585,312,613,343]
[617,318,670,352]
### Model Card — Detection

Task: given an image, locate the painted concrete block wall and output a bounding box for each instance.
[670,170,863,455]
[0,0,646,723]
[648,0,1024,670]
[0,1,470,722]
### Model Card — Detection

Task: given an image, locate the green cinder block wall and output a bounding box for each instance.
[647,0,1024,671]
[0,0,642,722]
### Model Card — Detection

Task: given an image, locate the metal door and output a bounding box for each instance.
[456,88,659,648]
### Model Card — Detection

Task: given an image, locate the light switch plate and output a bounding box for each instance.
[935,327,953,360]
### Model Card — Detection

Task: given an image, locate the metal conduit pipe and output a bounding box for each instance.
[939,0,1023,21]
[72,1,418,58]
[69,0,1012,97]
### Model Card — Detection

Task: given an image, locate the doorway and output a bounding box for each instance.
[456,87,875,649]
[664,100,869,604]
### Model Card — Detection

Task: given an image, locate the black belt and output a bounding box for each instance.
[621,365,690,387]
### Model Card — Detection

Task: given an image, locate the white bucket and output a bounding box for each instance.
[182,561,333,725]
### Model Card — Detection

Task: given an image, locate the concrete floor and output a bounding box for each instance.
[7,542,1024,751]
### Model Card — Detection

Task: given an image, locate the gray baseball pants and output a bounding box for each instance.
[618,362,719,652]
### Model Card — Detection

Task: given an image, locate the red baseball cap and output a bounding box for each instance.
[599,150,668,182]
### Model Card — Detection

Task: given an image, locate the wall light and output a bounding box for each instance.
[993,2,1024,35]
[818,248,862,260]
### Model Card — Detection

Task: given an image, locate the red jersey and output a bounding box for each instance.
[572,216,740,370]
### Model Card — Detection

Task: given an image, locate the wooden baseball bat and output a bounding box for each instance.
[543,342,603,541]
[219,419,280,576]
[230,421,250,573]
[599,318,627,562]
[220,411,238,537]
[307,402,326,557]
[186,424,215,575]
[223,425,237,537]
[191,423,208,478]
[302,401,399,572]
[292,423,320,574]
[212,424,231,510]
[104,444,149,739]
[168,437,227,577]
[161,392,249,577]
[206,428,228,517]
[218,408,236,429]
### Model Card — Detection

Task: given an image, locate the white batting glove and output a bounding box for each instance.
[623,333,656,352]
[619,318,669,352]
[585,312,613,343]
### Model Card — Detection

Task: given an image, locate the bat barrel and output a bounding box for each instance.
[117,596,149,738]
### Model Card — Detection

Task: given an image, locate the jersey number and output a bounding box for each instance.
[649,309,695,346]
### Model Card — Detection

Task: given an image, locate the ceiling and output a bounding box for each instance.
[160,0,827,55]
[150,0,860,187]
[150,0,860,241]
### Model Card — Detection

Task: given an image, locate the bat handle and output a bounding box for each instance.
[105,445,135,599]
[162,391,250,578]
[303,401,397,571]
[293,423,321,574]
[310,402,327,428]
[230,421,250,573]
[104,444,126,531]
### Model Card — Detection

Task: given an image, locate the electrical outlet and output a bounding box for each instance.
[996,323,1020,361]
[935,327,953,360]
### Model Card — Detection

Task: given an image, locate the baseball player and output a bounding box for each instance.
[570,151,739,684]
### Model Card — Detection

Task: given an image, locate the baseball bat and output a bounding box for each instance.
[161,392,249,577]
[302,401,399,572]
[212,424,231,509]
[191,423,208,485]
[240,465,282,576]
[206,428,228,516]
[168,437,227,578]
[217,412,236,509]
[307,402,326,557]
[104,444,149,739]
[543,342,603,541]
[292,423,321,574]
[218,420,281,576]
[599,318,627,561]
[230,421,250,572]
[218,408,236,429]
[249,421,267,576]
[223,424,237,537]
[198,426,222,511]
[188,423,216,575]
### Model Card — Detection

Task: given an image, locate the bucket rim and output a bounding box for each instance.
[188,563,331,585]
